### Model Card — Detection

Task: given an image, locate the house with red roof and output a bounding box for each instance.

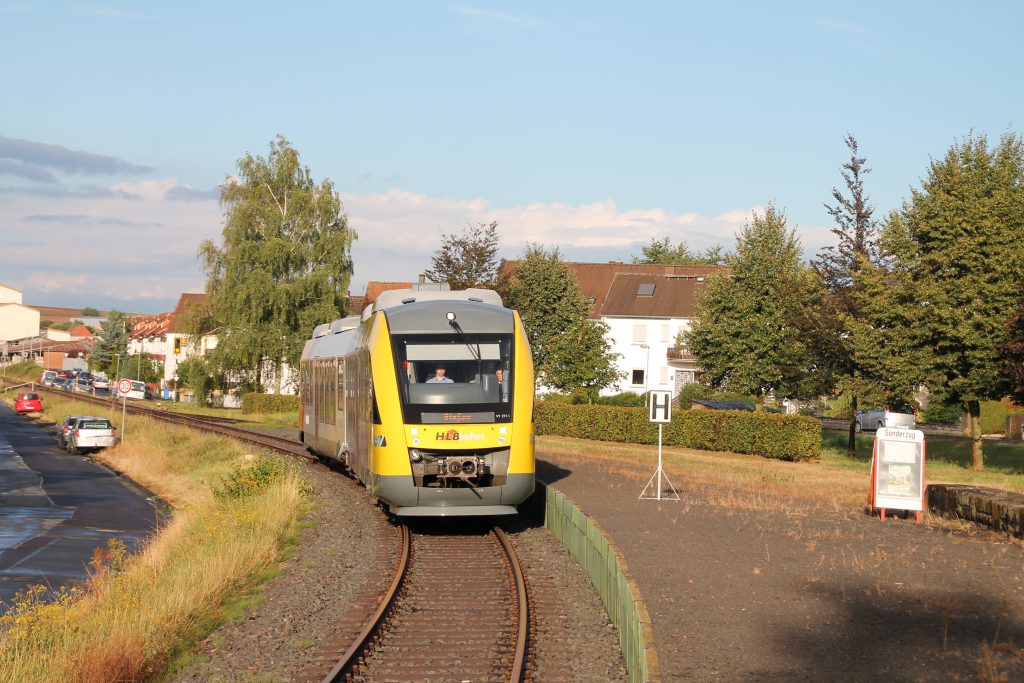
[498,260,725,395]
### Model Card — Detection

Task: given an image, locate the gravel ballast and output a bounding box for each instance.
[171,444,629,681]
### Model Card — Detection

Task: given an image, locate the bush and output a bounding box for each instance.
[215,456,298,500]
[535,401,820,461]
[979,397,1024,434]
[242,393,299,414]
[596,392,647,407]
[920,401,963,426]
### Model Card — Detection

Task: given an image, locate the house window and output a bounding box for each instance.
[631,369,645,386]
[637,283,655,296]
[633,325,647,343]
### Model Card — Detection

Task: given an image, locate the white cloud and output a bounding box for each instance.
[1,180,834,307]
[346,191,795,290]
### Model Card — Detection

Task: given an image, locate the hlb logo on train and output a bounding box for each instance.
[435,430,485,442]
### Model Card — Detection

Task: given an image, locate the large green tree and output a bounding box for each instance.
[545,318,622,400]
[685,206,823,407]
[423,221,500,289]
[90,310,131,376]
[841,215,927,411]
[197,135,356,393]
[900,132,1024,469]
[502,245,620,394]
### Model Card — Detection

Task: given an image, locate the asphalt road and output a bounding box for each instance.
[0,403,159,611]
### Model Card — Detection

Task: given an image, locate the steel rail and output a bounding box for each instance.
[494,525,531,683]
[322,522,412,683]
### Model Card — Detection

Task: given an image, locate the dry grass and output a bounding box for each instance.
[538,433,1024,524]
[0,393,309,683]
[539,435,868,512]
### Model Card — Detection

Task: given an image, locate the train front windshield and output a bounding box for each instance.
[394,334,514,424]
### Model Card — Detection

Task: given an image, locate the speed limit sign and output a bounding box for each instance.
[117,378,133,395]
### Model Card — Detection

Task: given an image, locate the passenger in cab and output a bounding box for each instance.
[426,364,454,383]
[495,367,510,401]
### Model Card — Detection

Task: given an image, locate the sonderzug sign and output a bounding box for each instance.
[869,427,926,519]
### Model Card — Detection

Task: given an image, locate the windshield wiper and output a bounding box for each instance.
[448,319,481,362]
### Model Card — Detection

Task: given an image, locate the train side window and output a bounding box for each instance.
[372,388,381,425]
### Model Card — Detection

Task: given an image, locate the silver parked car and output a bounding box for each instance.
[66,417,118,454]
[855,407,916,432]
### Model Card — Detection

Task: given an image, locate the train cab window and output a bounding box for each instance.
[393,334,514,424]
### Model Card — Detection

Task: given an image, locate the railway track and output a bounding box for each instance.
[320,522,530,683]
[9,380,533,682]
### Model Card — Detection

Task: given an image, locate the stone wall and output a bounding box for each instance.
[927,484,1024,538]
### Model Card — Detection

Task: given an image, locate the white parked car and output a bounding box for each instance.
[855,407,916,432]
[66,417,118,454]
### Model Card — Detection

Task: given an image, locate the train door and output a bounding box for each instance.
[336,358,346,457]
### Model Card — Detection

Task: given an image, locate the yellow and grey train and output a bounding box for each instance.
[299,286,535,516]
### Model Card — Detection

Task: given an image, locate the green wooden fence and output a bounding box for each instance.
[542,484,660,682]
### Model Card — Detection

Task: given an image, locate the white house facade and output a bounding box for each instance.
[596,273,707,396]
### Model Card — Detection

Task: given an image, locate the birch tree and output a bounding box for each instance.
[198,135,356,392]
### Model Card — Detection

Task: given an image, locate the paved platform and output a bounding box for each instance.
[536,447,1024,682]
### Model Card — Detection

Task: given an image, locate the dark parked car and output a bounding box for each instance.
[57,415,88,449]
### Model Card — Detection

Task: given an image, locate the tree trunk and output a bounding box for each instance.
[847,395,858,456]
[967,399,984,471]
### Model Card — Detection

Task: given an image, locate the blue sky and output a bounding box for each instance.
[1,1,1021,313]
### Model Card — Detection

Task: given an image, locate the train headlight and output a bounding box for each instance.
[409,449,423,462]
[446,311,456,322]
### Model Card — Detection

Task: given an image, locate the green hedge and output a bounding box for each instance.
[241,393,300,415]
[980,398,1024,435]
[536,401,821,461]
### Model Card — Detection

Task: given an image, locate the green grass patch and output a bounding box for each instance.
[821,430,1024,490]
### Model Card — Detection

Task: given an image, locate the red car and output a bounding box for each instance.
[15,392,43,414]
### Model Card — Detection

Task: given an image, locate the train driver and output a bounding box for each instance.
[426,364,454,384]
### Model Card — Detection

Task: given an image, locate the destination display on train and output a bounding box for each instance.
[420,411,495,424]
